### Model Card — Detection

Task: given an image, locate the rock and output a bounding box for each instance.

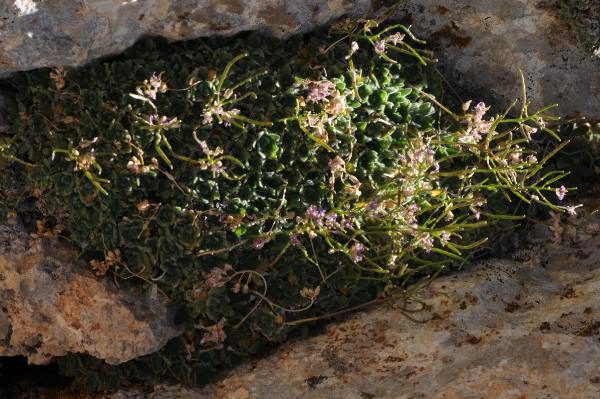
[392,1,600,119]
[108,385,206,399]
[187,215,600,398]
[0,218,180,365]
[1,1,598,119]
[0,0,371,77]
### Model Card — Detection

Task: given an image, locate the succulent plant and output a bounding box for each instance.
[4,20,570,390]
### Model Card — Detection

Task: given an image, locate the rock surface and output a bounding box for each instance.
[132,213,600,398]
[1,1,598,119]
[0,0,370,77]
[394,0,600,119]
[0,218,180,365]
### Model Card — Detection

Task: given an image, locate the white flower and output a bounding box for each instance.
[387,32,405,45]
[563,204,582,216]
[523,124,538,140]
[346,41,360,59]
[526,155,538,163]
[462,100,472,113]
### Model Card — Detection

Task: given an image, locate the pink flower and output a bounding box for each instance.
[211,161,225,176]
[325,212,338,229]
[252,237,267,249]
[305,205,326,226]
[374,40,386,54]
[420,233,434,252]
[439,231,450,247]
[349,242,365,263]
[204,267,227,289]
[473,102,488,123]
[340,213,355,229]
[290,234,301,246]
[306,80,335,103]
[555,185,567,201]
[470,206,481,220]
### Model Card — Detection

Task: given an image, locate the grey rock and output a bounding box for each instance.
[0,0,371,77]
[393,0,600,119]
[0,218,181,365]
[1,1,598,119]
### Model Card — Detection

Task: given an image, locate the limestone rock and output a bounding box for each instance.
[0,0,371,77]
[0,218,180,365]
[1,1,598,119]
[394,0,600,119]
[189,215,600,398]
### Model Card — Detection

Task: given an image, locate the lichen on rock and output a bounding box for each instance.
[0,218,181,365]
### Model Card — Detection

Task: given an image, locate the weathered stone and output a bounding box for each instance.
[0,218,180,365]
[393,1,600,119]
[0,0,371,77]
[1,1,598,119]
[174,213,600,398]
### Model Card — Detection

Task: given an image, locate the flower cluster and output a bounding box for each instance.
[127,154,158,174]
[305,80,335,103]
[373,32,405,55]
[297,79,348,119]
[73,150,96,172]
[460,101,494,144]
[202,104,241,126]
[136,72,167,101]
[349,242,365,262]
[146,114,181,130]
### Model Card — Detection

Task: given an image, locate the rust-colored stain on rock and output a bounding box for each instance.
[0,219,180,365]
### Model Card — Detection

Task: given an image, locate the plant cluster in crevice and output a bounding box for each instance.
[1,19,574,391]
